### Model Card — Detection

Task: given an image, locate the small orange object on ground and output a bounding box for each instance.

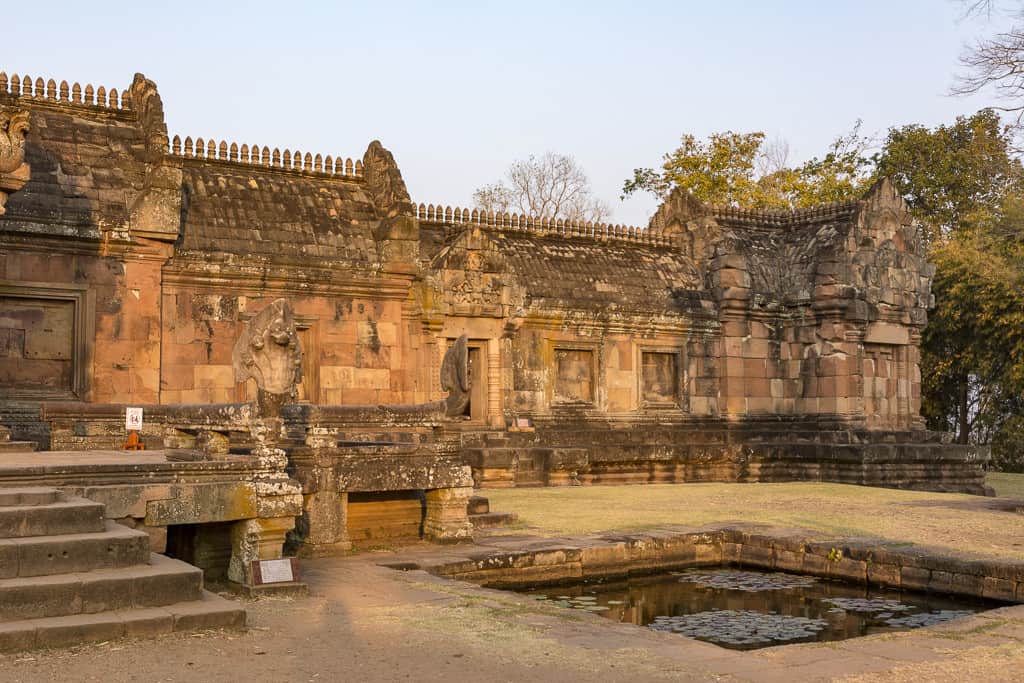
[123,430,145,450]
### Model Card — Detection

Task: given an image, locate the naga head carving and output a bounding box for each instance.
[232,298,303,399]
[0,107,30,216]
[440,334,471,418]
[0,108,30,174]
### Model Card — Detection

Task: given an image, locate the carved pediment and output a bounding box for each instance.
[426,226,523,318]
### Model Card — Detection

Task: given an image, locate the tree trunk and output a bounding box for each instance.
[957,376,970,444]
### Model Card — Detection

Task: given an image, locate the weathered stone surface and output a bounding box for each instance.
[0,67,990,594]
[0,106,30,215]
[144,483,258,526]
[232,298,302,401]
[441,334,470,417]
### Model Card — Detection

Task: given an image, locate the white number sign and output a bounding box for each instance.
[259,558,295,583]
[125,407,143,431]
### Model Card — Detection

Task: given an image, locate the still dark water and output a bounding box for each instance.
[520,567,997,650]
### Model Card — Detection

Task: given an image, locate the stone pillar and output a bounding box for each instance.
[487,338,502,427]
[299,490,352,557]
[227,516,298,585]
[422,486,474,542]
[226,444,304,589]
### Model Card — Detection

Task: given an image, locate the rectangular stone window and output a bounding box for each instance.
[641,351,679,404]
[553,348,594,403]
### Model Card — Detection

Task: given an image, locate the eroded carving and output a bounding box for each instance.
[233,298,302,422]
[0,107,30,215]
[441,334,470,417]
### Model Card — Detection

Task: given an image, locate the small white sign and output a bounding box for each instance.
[125,407,143,431]
[259,558,295,584]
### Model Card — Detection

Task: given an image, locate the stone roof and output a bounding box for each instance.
[178,160,380,264]
[487,232,702,313]
[425,225,706,315]
[0,96,147,235]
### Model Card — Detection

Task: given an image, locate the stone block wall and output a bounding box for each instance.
[0,68,969,496]
[0,74,173,405]
[158,290,413,406]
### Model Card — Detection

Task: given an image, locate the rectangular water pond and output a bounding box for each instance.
[519,567,1001,650]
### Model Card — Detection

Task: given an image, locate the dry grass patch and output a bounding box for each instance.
[483,482,1024,560]
[989,472,1024,500]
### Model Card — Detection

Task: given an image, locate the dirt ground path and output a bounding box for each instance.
[2,545,1023,682]
[3,480,1024,682]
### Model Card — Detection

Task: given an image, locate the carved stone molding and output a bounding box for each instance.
[0,107,30,215]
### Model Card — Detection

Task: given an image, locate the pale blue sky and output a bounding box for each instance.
[4,1,1002,225]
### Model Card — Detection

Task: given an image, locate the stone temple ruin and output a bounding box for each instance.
[0,71,990,609]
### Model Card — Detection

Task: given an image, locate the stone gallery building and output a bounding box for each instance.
[0,71,989,576]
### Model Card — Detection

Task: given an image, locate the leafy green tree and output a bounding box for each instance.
[876,110,1024,466]
[923,221,1024,453]
[621,123,872,208]
[628,110,1024,469]
[622,131,767,205]
[874,109,1023,242]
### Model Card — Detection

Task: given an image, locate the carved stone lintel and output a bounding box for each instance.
[0,107,30,216]
[441,334,470,417]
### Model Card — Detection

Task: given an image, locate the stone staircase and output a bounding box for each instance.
[0,487,244,652]
[462,432,588,488]
[0,426,36,453]
[467,495,517,529]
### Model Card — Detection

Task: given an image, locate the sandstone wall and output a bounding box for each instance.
[0,70,938,440]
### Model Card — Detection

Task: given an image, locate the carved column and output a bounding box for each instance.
[487,338,502,427]
[422,486,474,542]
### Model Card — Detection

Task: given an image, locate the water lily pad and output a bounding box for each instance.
[885,610,974,628]
[649,610,828,646]
[821,598,911,613]
[675,569,818,592]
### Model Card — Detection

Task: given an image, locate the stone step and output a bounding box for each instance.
[0,553,203,623]
[0,497,106,539]
[0,487,63,507]
[469,511,518,529]
[467,495,490,515]
[0,441,37,453]
[0,520,151,578]
[0,589,246,652]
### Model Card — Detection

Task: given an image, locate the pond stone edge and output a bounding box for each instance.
[392,526,1024,604]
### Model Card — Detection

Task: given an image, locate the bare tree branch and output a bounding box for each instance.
[953,1,1024,128]
[474,152,611,223]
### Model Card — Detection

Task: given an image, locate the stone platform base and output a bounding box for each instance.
[462,420,991,496]
[229,581,309,598]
